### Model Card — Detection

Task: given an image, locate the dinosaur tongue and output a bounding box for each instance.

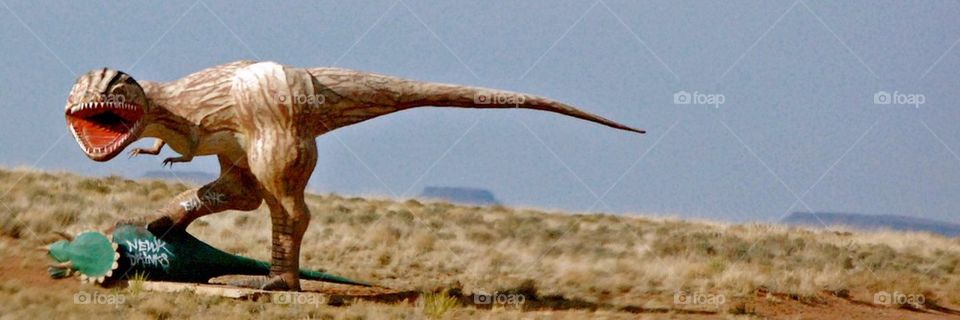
[66,102,144,154]
[72,112,134,146]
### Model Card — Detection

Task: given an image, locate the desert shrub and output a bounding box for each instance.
[0,214,25,238]
[387,209,415,225]
[466,230,496,244]
[421,290,458,319]
[366,225,402,244]
[404,199,423,207]
[77,179,109,194]
[353,210,379,224]
[411,232,437,252]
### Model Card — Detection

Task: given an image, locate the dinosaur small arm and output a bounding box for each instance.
[63,60,644,290]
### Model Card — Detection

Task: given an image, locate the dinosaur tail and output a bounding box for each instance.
[325,71,645,134]
[298,268,373,287]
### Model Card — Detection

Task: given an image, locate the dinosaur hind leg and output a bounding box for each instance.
[147,156,263,233]
[245,134,317,291]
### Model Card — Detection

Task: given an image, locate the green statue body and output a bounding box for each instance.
[45,223,368,287]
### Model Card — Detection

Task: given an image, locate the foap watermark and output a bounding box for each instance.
[874,91,925,108]
[474,90,526,107]
[74,290,126,306]
[79,92,127,104]
[674,90,725,108]
[271,292,326,307]
[474,290,526,308]
[275,93,326,108]
[874,291,925,306]
[674,290,725,307]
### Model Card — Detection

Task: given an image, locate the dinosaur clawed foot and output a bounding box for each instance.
[228,275,295,291]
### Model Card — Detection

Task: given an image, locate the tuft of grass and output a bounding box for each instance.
[421,289,459,319]
[51,208,79,227]
[127,270,149,295]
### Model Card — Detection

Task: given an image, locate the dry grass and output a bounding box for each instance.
[1,167,959,319]
[420,289,459,319]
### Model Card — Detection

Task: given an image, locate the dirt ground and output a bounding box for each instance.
[4,238,959,320]
[4,169,960,319]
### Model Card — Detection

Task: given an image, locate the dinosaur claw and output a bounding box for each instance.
[161,156,190,167]
[228,276,292,291]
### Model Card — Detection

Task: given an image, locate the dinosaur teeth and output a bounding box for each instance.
[68,101,143,115]
[66,100,146,159]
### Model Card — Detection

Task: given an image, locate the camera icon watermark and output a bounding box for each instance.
[873,91,925,108]
[474,290,526,308]
[74,290,125,306]
[473,90,526,107]
[673,290,725,307]
[271,292,326,307]
[674,90,725,108]
[874,291,925,306]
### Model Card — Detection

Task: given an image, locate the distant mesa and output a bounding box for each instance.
[141,170,217,185]
[418,186,500,206]
[781,212,960,237]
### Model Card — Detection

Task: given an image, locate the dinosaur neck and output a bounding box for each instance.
[139,81,197,142]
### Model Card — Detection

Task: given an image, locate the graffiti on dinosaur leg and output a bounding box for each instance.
[178,190,227,213]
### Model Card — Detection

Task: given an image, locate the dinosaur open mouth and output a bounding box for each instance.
[66,102,144,160]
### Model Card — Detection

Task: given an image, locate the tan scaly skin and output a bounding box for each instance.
[64,60,644,291]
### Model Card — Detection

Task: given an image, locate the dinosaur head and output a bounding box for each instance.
[65,68,150,161]
[42,230,120,283]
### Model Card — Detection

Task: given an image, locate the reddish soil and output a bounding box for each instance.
[6,238,960,319]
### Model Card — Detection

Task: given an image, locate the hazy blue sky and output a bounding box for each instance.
[1,1,958,223]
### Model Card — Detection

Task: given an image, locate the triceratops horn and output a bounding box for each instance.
[49,261,73,269]
[54,231,74,241]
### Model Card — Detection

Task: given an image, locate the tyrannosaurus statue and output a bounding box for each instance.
[63,60,644,290]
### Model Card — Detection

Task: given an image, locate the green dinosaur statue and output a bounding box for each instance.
[44,223,369,287]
